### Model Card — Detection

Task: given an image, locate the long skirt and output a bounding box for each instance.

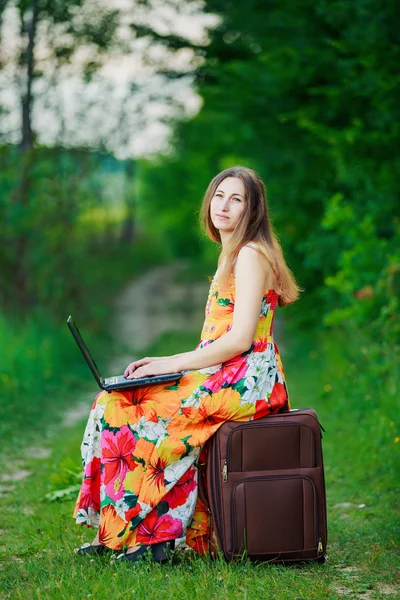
[73,352,289,552]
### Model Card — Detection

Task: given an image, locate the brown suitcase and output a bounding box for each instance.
[203,408,327,563]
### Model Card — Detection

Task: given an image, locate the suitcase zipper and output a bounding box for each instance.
[225,421,318,476]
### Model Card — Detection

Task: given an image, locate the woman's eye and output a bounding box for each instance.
[233,197,241,202]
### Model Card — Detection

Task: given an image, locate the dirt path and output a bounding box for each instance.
[108,261,208,372]
[62,262,208,428]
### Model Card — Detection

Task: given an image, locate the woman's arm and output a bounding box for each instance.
[123,352,185,378]
[177,246,269,369]
[126,247,270,379]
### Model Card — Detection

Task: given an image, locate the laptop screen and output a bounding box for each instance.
[67,316,103,387]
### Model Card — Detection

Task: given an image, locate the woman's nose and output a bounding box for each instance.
[220,198,230,211]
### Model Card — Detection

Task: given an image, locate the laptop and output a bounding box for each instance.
[67,315,184,391]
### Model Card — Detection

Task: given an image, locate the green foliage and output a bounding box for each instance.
[136,0,400,352]
[44,459,82,502]
[0,307,102,445]
[0,145,167,318]
[137,154,215,259]
[0,235,167,446]
[322,193,400,340]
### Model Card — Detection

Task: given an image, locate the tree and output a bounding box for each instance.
[138,0,400,343]
[0,0,213,310]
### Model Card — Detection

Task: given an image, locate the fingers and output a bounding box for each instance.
[126,366,149,380]
[124,358,151,378]
[123,363,134,378]
[124,356,154,379]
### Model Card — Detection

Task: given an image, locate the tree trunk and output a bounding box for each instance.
[9,0,40,309]
[21,0,39,151]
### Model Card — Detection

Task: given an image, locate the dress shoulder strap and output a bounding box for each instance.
[243,242,277,274]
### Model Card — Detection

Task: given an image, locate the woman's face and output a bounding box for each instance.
[210,177,247,236]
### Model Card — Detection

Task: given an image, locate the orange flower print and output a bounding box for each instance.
[146,455,168,492]
[156,436,188,464]
[143,386,181,420]
[213,297,234,320]
[95,389,114,406]
[134,437,156,464]
[123,437,155,496]
[123,465,145,498]
[104,389,158,428]
[176,371,208,401]
[136,447,169,506]
[99,504,127,549]
[186,497,210,555]
[275,347,286,377]
[169,388,243,446]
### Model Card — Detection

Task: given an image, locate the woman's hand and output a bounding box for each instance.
[124,357,181,379]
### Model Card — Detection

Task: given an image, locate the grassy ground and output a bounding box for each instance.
[0,294,399,598]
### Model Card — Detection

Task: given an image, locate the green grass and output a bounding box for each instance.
[0,321,399,599]
[0,310,95,447]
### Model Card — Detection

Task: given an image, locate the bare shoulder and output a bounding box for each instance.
[235,244,274,289]
[236,244,269,271]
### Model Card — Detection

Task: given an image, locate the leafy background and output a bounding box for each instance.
[0,0,398,598]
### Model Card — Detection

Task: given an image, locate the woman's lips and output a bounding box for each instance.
[215,214,229,220]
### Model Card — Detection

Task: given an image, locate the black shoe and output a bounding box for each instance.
[75,543,108,556]
[151,540,176,563]
[116,545,152,564]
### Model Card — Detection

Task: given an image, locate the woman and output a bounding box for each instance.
[74,166,300,563]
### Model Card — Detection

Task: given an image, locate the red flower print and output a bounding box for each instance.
[255,383,288,416]
[84,456,101,479]
[255,399,270,418]
[136,511,183,544]
[125,503,141,524]
[102,426,137,487]
[253,340,268,353]
[269,382,288,411]
[204,355,248,393]
[163,466,197,509]
[79,457,101,512]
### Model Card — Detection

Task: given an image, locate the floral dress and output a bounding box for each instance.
[73,270,290,552]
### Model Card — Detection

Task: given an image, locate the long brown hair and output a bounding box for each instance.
[200,166,301,306]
